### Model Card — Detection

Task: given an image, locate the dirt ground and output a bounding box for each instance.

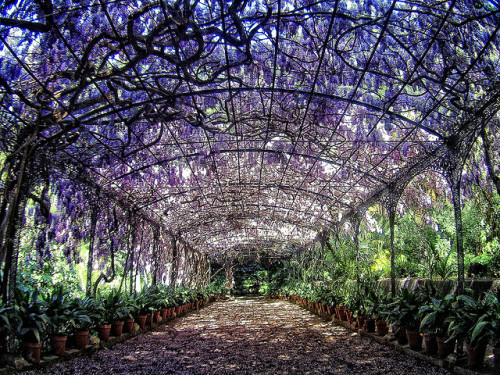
[21,297,451,374]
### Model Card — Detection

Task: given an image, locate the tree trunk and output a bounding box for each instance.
[1,146,31,303]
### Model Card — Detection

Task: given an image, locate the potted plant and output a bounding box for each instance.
[386,288,427,350]
[120,293,138,333]
[147,286,165,323]
[159,287,174,318]
[81,296,107,341]
[70,297,94,349]
[15,288,49,364]
[42,285,85,356]
[446,293,493,369]
[174,287,189,316]
[344,288,363,325]
[355,276,377,331]
[364,289,390,335]
[353,303,367,330]
[133,290,154,329]
[381,294,406,345]
[0,300,19,357]
[419,294,455,358]
[450,292,500,369]
[98,290,131,337]
[470,293,500,365]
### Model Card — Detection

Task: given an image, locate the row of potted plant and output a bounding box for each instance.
[0,283,226,365]
[269,282,500,370]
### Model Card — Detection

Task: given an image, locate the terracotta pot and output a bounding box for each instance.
[406,329,422,351]
[97,324,111,342]
[466,341,487,369]
[392,325,406,345]
[111,321,124,336]
[346,311,354,324]
[337,307,347,321]
[356,315,366,330]
[74,330,89,350]
[436,336,455,359]
[123,319,135,333]
[364,318,375,333]
[424,334,437,356]
[327,307,334,317]
[153,311,160,323]
[376,320,389,336]
[169,307,175,317]
[175,306,182,315]
[23,341,42,364]
[160,308,168,320]
[50,335,67,356]
[145,313,152,326]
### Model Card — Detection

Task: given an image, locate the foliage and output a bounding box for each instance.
[77,297,106,327]
[14,288,49,343]
[364,289,391,321]
[16,214,85,296]
[445,292,496,345]
[419,294,455,337]
[97,289,132,324]
[42,284,88,336]
[71,297,99,330]
[470,293,500,347]
[381,288,429,330]
[0,300,14,334]
[132,287,163,315]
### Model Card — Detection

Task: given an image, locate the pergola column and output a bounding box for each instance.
[224,259,235,291]
[85,200,100,297]
[349,209,365,277]
[438,135,475,295]
[443,166,466,294]
[152,228,160,286]
[169,234,179,289]
[381,187,405,296]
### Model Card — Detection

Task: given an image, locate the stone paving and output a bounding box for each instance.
[22,297,451,374]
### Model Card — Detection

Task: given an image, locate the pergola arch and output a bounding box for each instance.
[1,0,500,299]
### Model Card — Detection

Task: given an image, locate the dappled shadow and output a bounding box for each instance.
[21,297,451,374]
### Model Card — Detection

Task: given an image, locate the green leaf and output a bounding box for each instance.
[471,320,491,344]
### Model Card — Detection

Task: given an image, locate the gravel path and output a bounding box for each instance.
[22,297,451,374]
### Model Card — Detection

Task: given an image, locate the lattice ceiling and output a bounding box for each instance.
[1,0,500,258]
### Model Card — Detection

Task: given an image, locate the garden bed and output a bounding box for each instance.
[0,299,216,374]
[282,295,499,375]
[17,297,452,375]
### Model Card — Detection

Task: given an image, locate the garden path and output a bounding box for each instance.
[22,297,451,374]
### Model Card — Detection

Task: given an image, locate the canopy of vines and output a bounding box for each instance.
[1,0,500,271]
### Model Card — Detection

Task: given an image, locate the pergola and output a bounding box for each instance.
[1,0,499,298]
